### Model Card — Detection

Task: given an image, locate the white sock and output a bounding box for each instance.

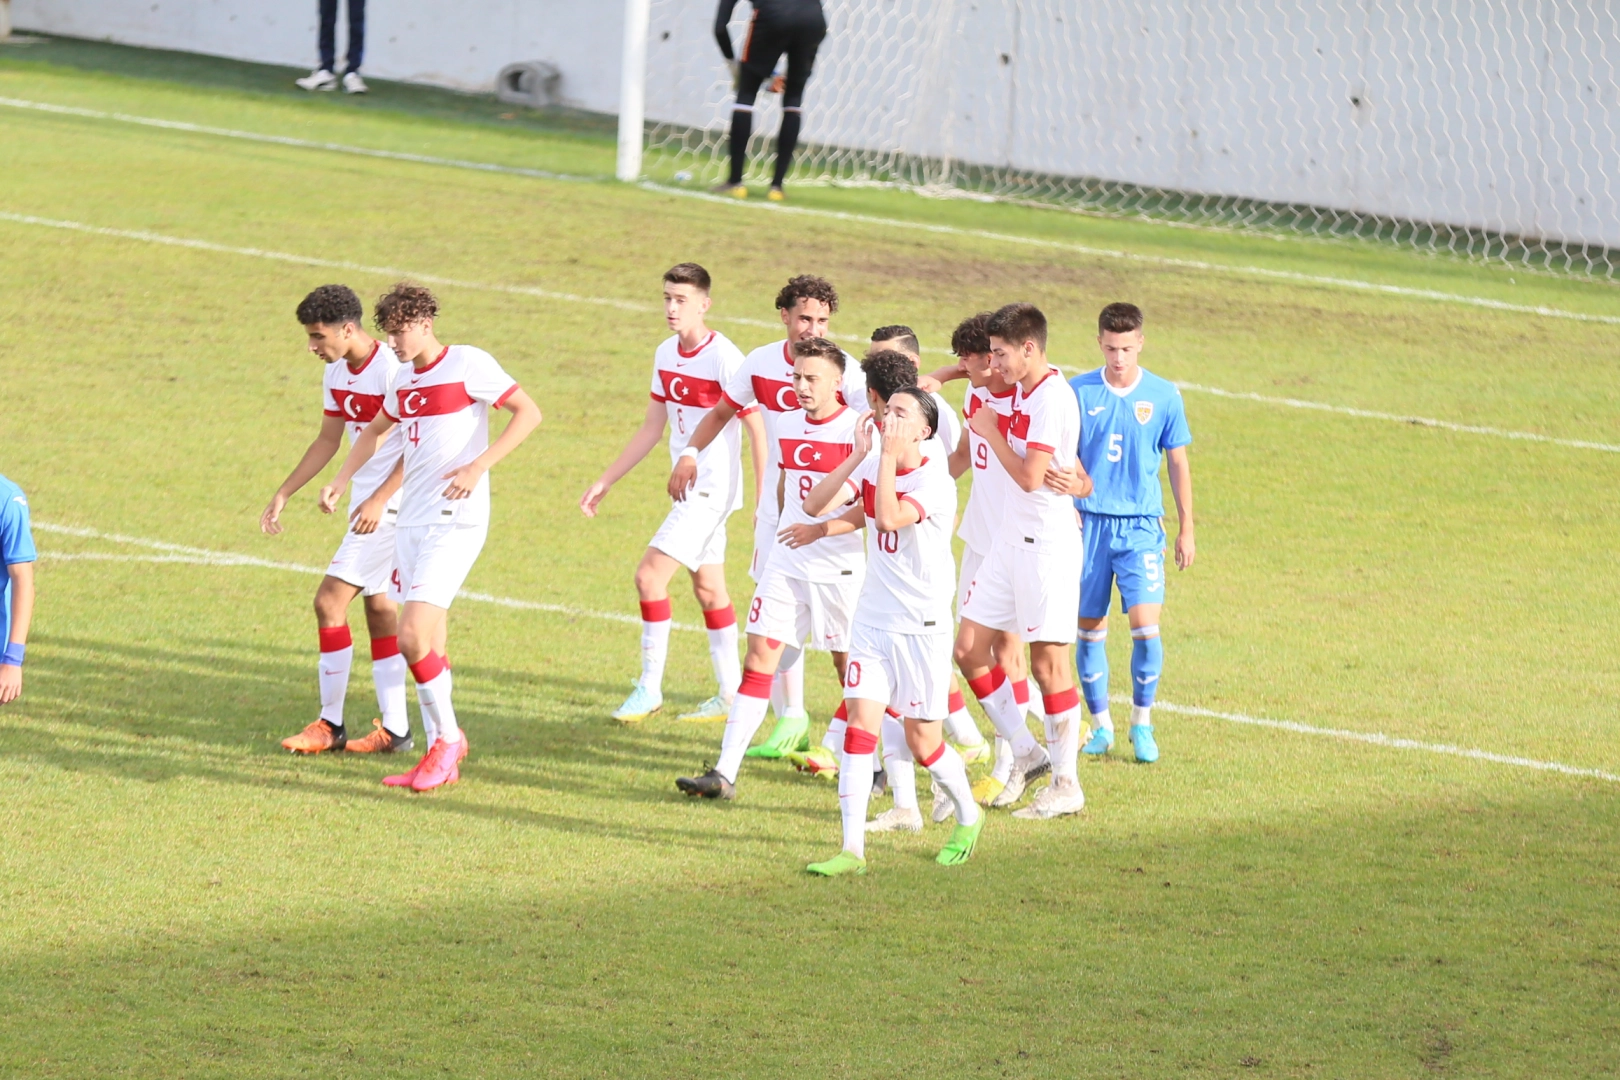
[639,604,672,694]
[924,743,980,826]
[1092,707,1115,733]
[978,674,1039,757]
[419,691,438,749]
[943,691,985,747]
[1020,678,1041,722]
[318,641,352,726]
[880,715,917,811]
[715,672,774,783]
[704,608,740,698]
[991,736,1013,783]
[822,705,848,753]
[413,657,459,742]
[772,646,804,715]
[839,750,875,859]
[372,652,409,737]
[1131,704,1152,728]
[1046,700,1083,782]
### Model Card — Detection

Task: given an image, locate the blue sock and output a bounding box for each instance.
[1076,628,1110,715]
[1130,626,1162,708]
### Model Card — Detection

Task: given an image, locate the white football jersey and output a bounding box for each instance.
[768,405,866,584]
[382,345,519,528]
[955,381,1016,556]
[925,389,960,461]
[842,452,957,635]
[652,330,747,513]
[722,339,867,517]
[999,368,1081,550]
[322,341,408,510]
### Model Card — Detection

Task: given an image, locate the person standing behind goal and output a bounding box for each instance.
[712,0,827,201]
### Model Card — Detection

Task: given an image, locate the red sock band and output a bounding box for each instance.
[318,626,352,653]
[1012,678,1030,706]
[369,635,400,661]
[703,606,736,630]
[640,598,672,623]
[844,727,878,755]
[948,689,966,713]
[738,669,774,699]
[833,701,848,722]
[1043,687,1081,715]
[966,665,1006,700]
[919,742,946,768]
[410,652,447,684]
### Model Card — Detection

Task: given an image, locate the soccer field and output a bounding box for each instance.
[3,38,1618,1078]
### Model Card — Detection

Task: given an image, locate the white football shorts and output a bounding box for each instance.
[650,491,730,572]
[394,520,489,609]
[326,509,399,597]
[958,533,1082,644]
[843,620,953,721]
[746,567,862,653]
[749,502,781,582]
[956,543,986,616]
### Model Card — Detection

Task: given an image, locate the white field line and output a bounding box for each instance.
[32,522,694,631]
[4,210,1614,458]
[35,521,1619,786]
[5,94,1620,328]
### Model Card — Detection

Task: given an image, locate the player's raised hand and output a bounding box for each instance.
[317,484,343,515]
[1175,530,1196,570]
[580,479,611,518]
[879,410,919,453]
[778,522,826,549]
[667,457,698,502]
[852,414,875,458]
[349,492,387,535]
[442,463,485,501]
[260,492,288,535]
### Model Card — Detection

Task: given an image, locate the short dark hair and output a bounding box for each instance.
[986,302,1048,350]
[775,274,839,314]
[951,312,993,357]
[374,283,439,332]
[860,348,919,402]
[791,336,846,372]
[1098,302,1144,334]
[870,324,920,356]
[664,262,712,293]
[296,284,364,328]
[890,386,939,442]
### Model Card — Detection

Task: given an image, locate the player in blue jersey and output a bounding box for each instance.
[1047,303,1194,763]
[0,474,38,706]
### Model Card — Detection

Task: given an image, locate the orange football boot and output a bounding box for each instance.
[282,719,346,754]
[345,718,413,754]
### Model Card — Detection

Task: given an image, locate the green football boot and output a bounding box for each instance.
[936,815,986,866]
[806,850,867,877]
[744,709,811,759]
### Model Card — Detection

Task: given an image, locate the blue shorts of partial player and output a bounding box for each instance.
[1079,513,1166,619]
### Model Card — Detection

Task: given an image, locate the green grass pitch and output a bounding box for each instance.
[2,37,1618,1078]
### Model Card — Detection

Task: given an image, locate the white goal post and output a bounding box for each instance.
[619,0,1620,278]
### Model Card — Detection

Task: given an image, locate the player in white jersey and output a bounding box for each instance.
[319,283,542,791]
[675,338,865,799]
[669,275,864,745]
[942,312,1041,808]
[799,388,984,876]
[580,264,764,724]
[262,285,413,756]
[958,303,1094,819]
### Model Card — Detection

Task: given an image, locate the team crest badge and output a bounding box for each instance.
[1134,400,1154,425]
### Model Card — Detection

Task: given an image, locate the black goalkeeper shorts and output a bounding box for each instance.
[739,15,827,109]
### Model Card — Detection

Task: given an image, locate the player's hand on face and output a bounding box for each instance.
[778,522,826,549]
[317,485,342,514]
[441,463,485,501]
[580,480,610,518]
[667,458,697,502]
[1175,530,1196,570]
[260,493,287,535]
[968,404,1001,439]
[0,665,20,705]
[852,416,875,458]
[880,411,918,453]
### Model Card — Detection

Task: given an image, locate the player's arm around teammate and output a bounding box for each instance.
[0,474,37,705]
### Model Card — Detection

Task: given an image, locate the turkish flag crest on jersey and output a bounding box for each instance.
[657,369,724,407]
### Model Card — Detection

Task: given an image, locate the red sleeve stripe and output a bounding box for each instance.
[493,383,520,409]
[649,392,668,403]
[1026,442,1056,454]
[720,391,748,412]
[323,409,344,418]
[738,405,758,417]
[900,494,927,521]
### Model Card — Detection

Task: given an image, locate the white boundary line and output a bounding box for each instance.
[5,94,1620,327]
[34,521,1619,785]
[4,209,1615,456]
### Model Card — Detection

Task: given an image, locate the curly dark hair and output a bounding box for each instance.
[791,336,846,372]
[859,348,918,402]
[870,324,920,357]
[950,312,994,357]
[373,283,440,332]
[1098,302,1144,334]
[295,284,364,328]
[775,274,839,314]
[986,302,1048,350]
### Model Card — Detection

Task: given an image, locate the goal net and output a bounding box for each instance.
[635,0,1620,278]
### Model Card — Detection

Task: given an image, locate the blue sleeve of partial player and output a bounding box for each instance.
[0,492,36,566]
[1160,390,1192,450]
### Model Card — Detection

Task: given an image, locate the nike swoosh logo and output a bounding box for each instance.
[1136,675,1159,685]
[1087,406,1106,416]
[1081,673,1103,683]
[321,669,342,676]
[1025,626,1040,634]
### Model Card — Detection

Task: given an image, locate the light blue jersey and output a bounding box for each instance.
[0,474,37,647]
[1069,367,1191,519]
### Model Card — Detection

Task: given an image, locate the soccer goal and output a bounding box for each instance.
[619,0,1620,278]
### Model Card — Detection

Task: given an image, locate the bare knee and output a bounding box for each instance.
[314,578,356,627]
